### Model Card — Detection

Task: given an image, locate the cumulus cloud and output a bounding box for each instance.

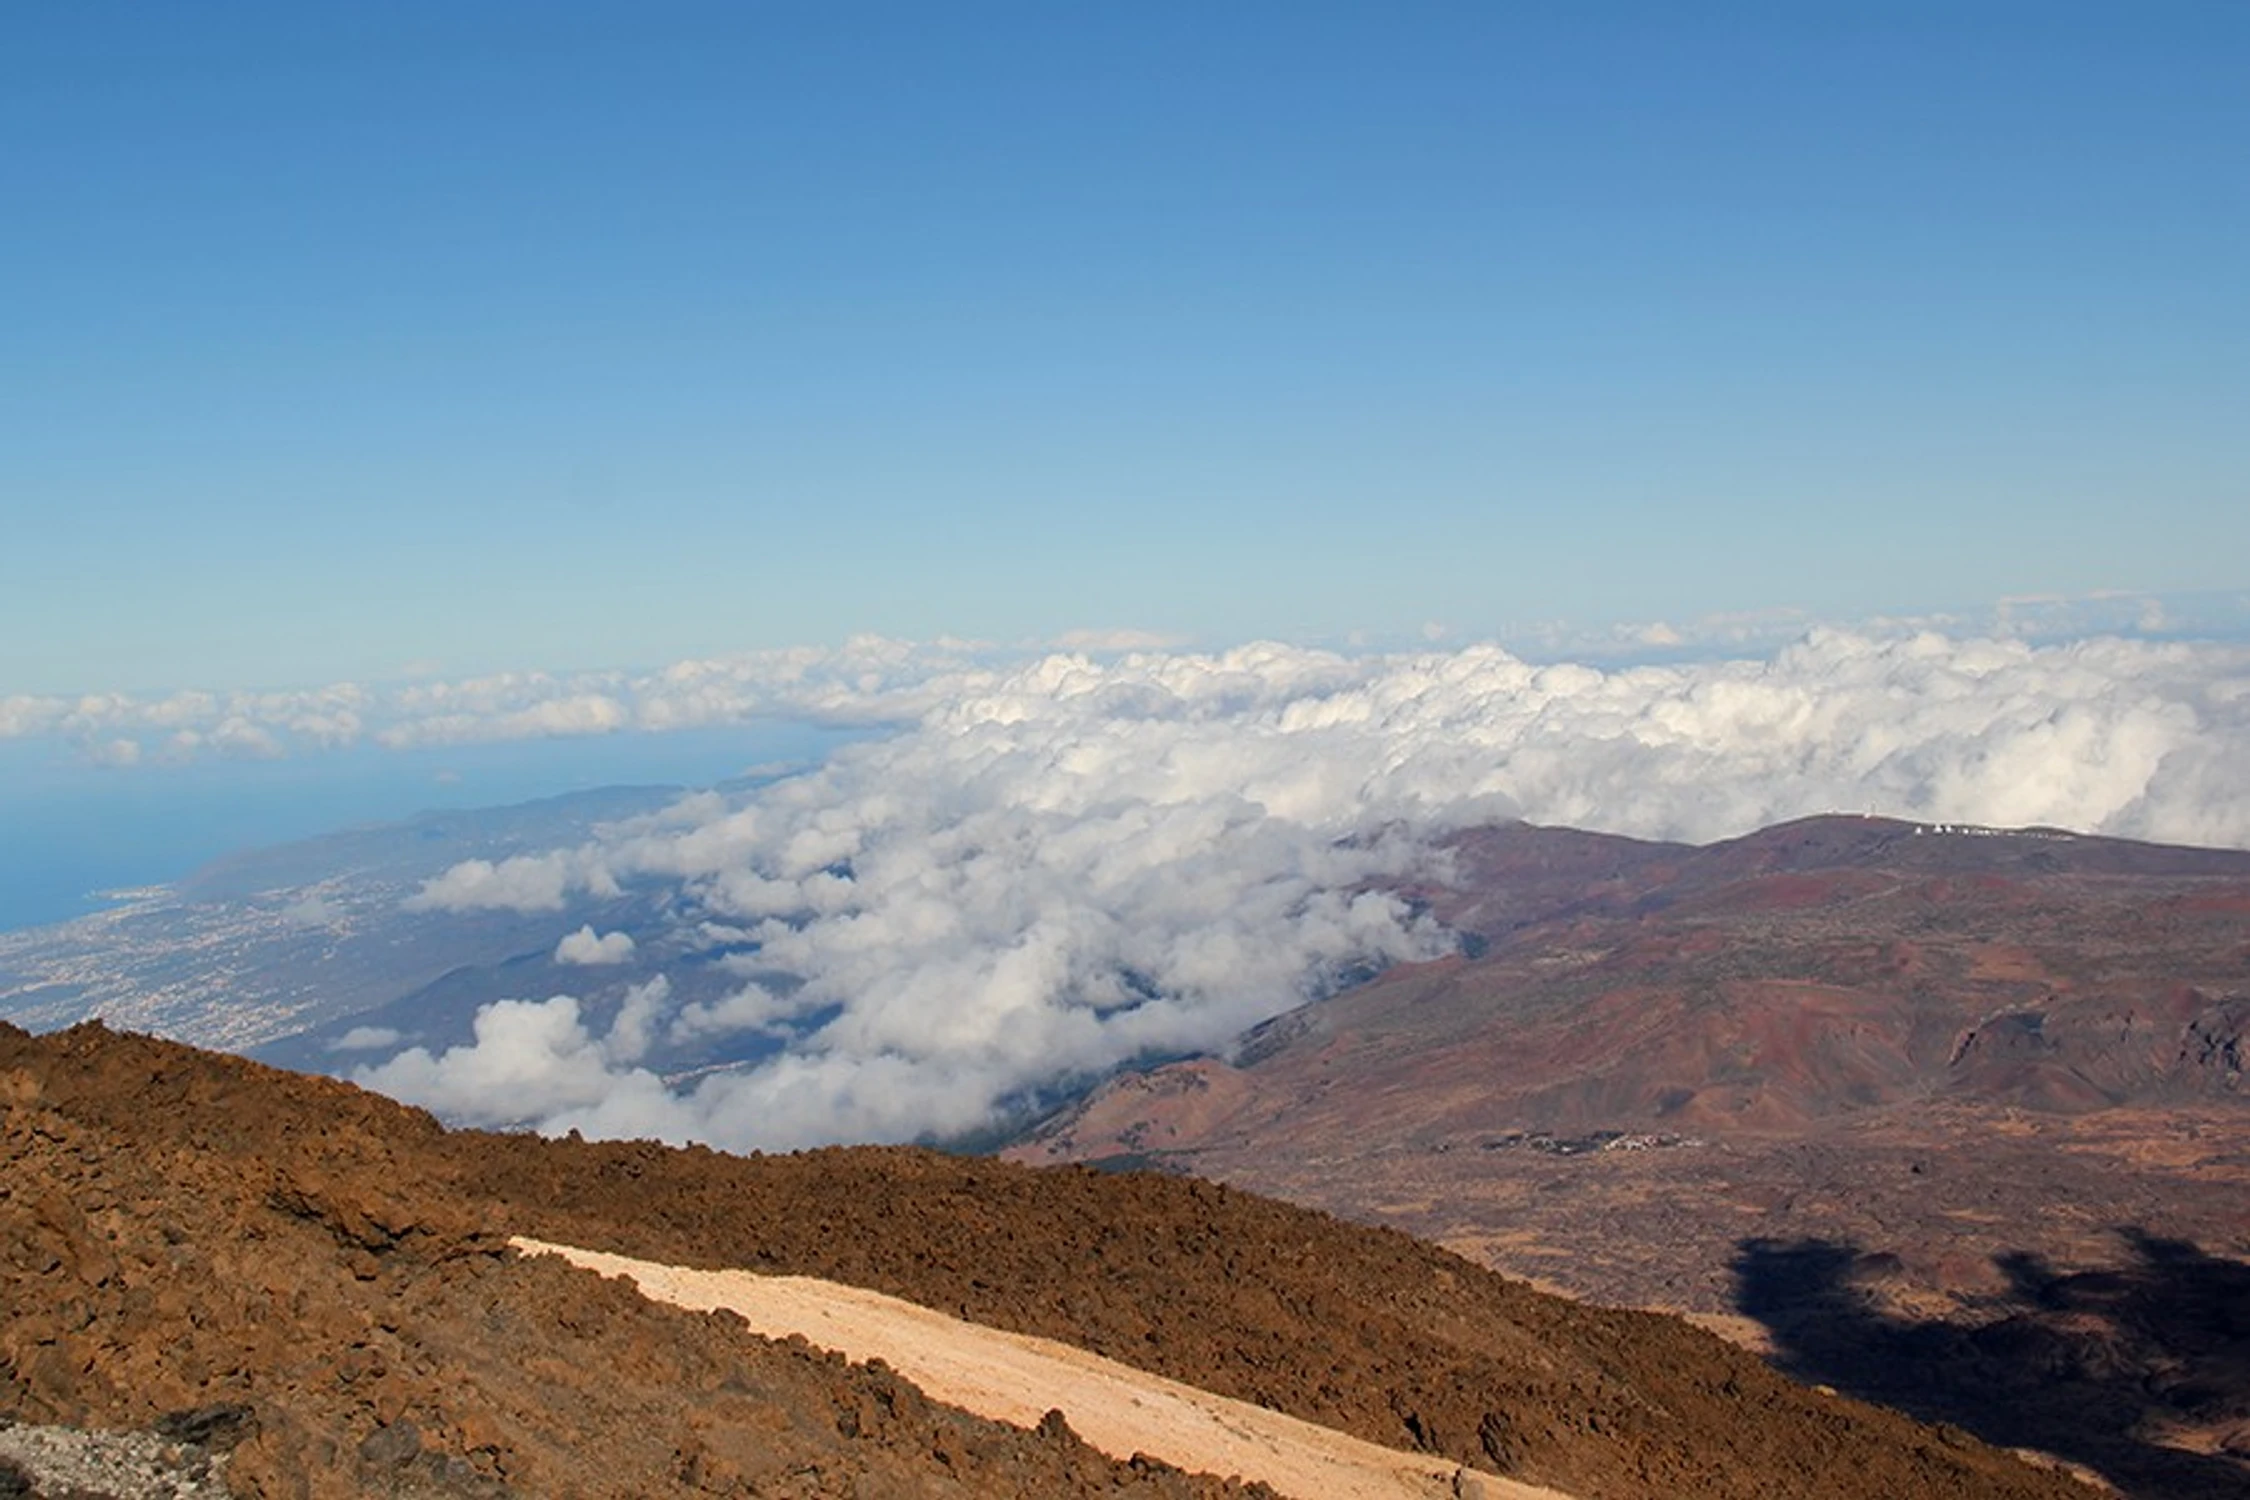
[83,736,142,767]
[357,996,632,1125]
[359,629,2250,1155]
[328,1026,401,1053]
[554,925,636,965]
[209,716,284,759]
[357,978,671,1127]
[405,855,577,914]
[605,976,670,1065]
[405,847,635,914]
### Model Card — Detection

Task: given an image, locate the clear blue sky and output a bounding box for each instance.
[4,2,2244,695]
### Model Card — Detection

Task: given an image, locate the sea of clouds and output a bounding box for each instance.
[12,589,2243,769]
[0,636,996,766]
[327,629,2250,1152]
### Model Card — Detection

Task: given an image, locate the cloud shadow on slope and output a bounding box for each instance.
[1733,1229,2250,1500]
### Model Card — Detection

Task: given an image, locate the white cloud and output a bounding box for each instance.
[358,629,2250,1155]
[669,981,788,1040]
[210,715,284,759]
[604,976,670,1065]
[84,736,142,767]
[328,1026,401,1053]
[554,925,636,965]
[354,977,673,1128]
[357,996,631,1126]
[0,696,66,737]
[404,851,617,914]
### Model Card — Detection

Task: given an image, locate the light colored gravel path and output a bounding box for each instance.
[514,1237,1567,1500]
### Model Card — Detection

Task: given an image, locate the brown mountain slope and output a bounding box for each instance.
[1009,816,2250,1499]
[0,1026,1262,1500]
[1,1021,2092,1500]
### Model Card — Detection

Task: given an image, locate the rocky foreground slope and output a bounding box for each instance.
[1,1021,2094,1499]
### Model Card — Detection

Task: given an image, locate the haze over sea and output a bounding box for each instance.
[0,722,852,932]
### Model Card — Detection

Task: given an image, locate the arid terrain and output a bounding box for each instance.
[1011,816,2250,1499]
[2,1019,2099,1499]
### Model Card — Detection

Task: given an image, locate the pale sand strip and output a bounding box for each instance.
[514,1238,1567,1500]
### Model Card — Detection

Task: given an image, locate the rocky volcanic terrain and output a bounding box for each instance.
[1012,816,2250,1499]
[0,1020,2098,1499]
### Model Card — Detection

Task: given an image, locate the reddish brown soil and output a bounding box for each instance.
[2,1022,2093,1500]
[0,1023,1269,1499]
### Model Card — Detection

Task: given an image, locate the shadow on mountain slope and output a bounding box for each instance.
[1735,1230,2250,1500]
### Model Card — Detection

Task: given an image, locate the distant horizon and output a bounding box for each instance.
[12,580,2249,723]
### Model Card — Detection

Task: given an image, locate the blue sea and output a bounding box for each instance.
[0,722,860,933]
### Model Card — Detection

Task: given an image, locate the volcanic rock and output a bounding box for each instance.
[2,1020,2096,1499]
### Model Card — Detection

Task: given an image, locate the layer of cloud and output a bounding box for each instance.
[0,636,1003,763]
[15,591,2247,767]
[363,630,2250,1153]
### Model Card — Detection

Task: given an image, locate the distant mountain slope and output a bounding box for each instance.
[1011,816,2250,1498]
[1026,814,2250,1146]
[1,1021,2090,1500]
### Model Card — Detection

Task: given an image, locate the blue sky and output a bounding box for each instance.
[4,2,2245,696]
